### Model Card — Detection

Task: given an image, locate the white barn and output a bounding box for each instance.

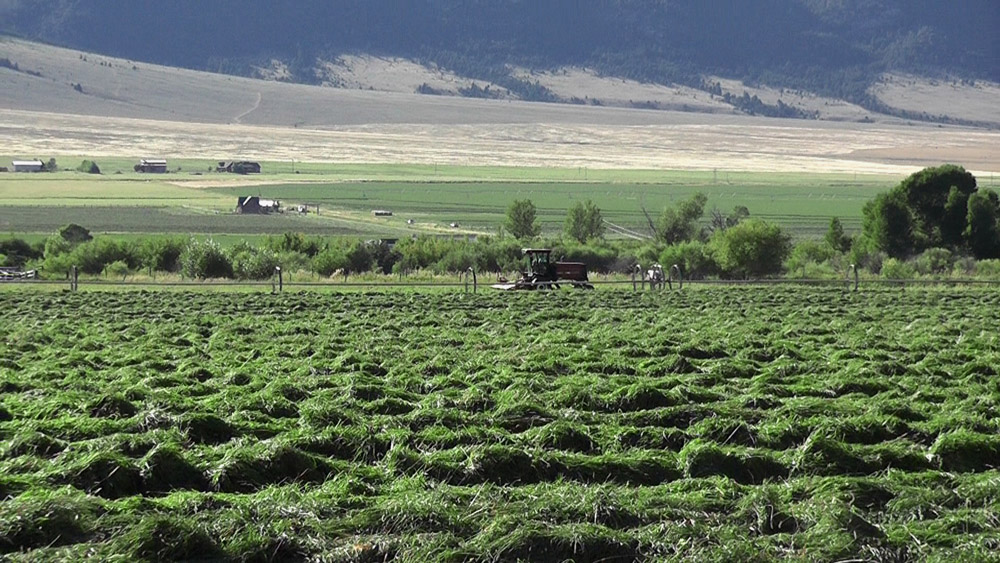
[12,160,44,172]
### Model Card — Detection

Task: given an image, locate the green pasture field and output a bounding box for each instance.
[0,206,415,237]
[0,160,901,239]
[211,178,880,237]
[9,232,273,248]
[0,287,997,561]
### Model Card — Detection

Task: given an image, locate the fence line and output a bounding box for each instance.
[4,274,1000,292]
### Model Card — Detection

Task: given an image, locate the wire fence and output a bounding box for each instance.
[2,265,999,293]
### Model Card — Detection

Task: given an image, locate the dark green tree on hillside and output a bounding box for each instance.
[505,199,541,240]
[564,200,605,243]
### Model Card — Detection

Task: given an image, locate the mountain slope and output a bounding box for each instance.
[3,36,998,130]
[2,37,998,177]
[1,0,996,112]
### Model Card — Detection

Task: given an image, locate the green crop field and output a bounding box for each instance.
[0,162,900,239]
[209,177,882,237]
[1,288,998,561]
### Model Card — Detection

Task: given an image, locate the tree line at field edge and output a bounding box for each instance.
[1,165,998,282]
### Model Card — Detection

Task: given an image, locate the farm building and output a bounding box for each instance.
[372,210,393,217]
[12,160,43,172]
[134,159,167,173]
[236,196,280,214]
[217,161,261,174]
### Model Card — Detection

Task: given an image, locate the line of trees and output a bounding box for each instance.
[853,165,1000,267]
[3,166,997,282]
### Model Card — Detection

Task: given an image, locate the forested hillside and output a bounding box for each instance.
[2,0,996,106]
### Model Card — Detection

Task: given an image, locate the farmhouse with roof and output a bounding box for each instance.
[134,159,167,173]
[217,161,261,174]
[236,196,280,214]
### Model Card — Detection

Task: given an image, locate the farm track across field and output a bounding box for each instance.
[1,287,999,561]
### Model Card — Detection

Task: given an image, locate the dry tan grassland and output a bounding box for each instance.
[1,38,997,176]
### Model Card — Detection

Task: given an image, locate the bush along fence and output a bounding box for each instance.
[5,264,1000,293]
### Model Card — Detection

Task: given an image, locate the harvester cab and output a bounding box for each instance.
[525,248,555,280]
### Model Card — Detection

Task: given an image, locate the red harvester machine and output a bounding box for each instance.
[492,248,594,290]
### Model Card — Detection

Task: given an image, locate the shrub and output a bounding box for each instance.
[139,238,185,272]
[974,259,1000,279]
[911,247,954,276]
[880,257,915,280]
[473,238,523,272]
[76,160,101,174]
[180,238,233,279]
[68,239,141,275]
[312,247,348,277]
[433,247,476,274]
[105,260,130,280]
[552,243,619,273]
[394,235,452,271]
[266,232,324,257]
[345,241,374,274]
[0,237,42,267]
[710,219,791,278]
[785,239,835,276]
[228,242,279,280]
[965,189,1000,259]
[369,240,400,274]
[273,250,311,273]
[659,241,719,279]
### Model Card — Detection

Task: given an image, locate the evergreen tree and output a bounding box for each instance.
[825,217,851,252]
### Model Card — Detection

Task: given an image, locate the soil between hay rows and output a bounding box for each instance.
[1,288,998,561]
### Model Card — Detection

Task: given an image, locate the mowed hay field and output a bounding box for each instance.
[1,288,999,561]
